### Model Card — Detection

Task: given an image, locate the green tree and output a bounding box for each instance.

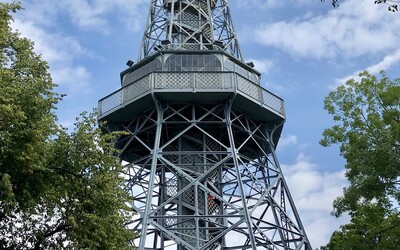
[0,2,60,214]
[0,2,133,248]
[320,71,400,249]
[322,0,399,12]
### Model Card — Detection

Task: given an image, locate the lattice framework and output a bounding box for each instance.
[103,101,311,250]
[138,0,242,61]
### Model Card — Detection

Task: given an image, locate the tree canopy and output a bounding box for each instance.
[320,71,400,249]
[0,2,60,213]
[322,0,399,12]
[0,2,133,248]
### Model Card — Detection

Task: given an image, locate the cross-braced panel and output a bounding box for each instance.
[104,102,311,250]
[155,73,193,89]
[196,72,224,89]
[123,75,151,103]
[99,90,122,114]
[237,75,260,101]
[138,0,243,61]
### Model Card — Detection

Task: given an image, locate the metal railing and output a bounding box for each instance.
[98,71,284,117]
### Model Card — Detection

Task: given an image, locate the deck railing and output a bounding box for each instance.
[98,71,284,118]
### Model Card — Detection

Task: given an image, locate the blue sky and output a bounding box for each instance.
[7,0,400,247]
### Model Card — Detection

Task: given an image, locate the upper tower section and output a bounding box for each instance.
[98,0,285,147]
[138,0,242,62]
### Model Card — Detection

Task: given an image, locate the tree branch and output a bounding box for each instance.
[50,167,82,179]
[33,223,69,250]
[368,217,400,242]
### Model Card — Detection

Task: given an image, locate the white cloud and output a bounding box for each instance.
[52,66,91,94]
[282,153,349,247]
[60,1,111,32]
[11,19,93,93]
[13,20,91,64]
[56,0,147,33]
[96,0,149,32]
[247,58,274,75]
[57,119,75,131]
[17,0,148,33]
[335,48,400,86]
[251,1,400,59]
[278,134,298,148]
[306,215,349,248]
[17,0,60,27]
[236,0,283,9]
[235,0,312,10]
[10,0,148,95]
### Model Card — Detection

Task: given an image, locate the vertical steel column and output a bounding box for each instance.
[225,101,257,250]
[138,0,243,61]
[138,101,164,250]
[99,0,313,248]
[267,124,311,249]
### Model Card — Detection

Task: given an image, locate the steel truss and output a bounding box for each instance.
[104,100,311,250]
[138,0,242,61]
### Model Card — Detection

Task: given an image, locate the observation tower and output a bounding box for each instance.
[98,0,312,249]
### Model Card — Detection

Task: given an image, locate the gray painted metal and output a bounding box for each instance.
[102,103,311,249]
[98,0,312,249]
[98,70,285,120]
[138,0,242,61]
[98,51,285,128]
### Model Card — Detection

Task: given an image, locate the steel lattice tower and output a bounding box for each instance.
[98,0,312,249]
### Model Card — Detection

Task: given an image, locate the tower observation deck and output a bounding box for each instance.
[98,0,312,249]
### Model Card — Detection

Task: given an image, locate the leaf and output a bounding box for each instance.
[321,71,400,249]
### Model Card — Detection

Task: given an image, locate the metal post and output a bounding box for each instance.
[138,101,163,250]
[225,100,257,250]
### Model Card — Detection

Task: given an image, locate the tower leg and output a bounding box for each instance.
[109,101,311,249]
[138,101,164,250]
[225,101,257,250]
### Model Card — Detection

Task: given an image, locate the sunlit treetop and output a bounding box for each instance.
[322,0,399,12]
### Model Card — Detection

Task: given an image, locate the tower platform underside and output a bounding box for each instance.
[101,99,309,249]
[99,51,310,250]
[99,51,285,146]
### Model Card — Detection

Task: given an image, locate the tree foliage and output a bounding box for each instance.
[0,113,133,249]
[0,2,133,249]
[0,1,60,213]
[322,205,400,250]
[321,0,399,12]
[320,71,400,249]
